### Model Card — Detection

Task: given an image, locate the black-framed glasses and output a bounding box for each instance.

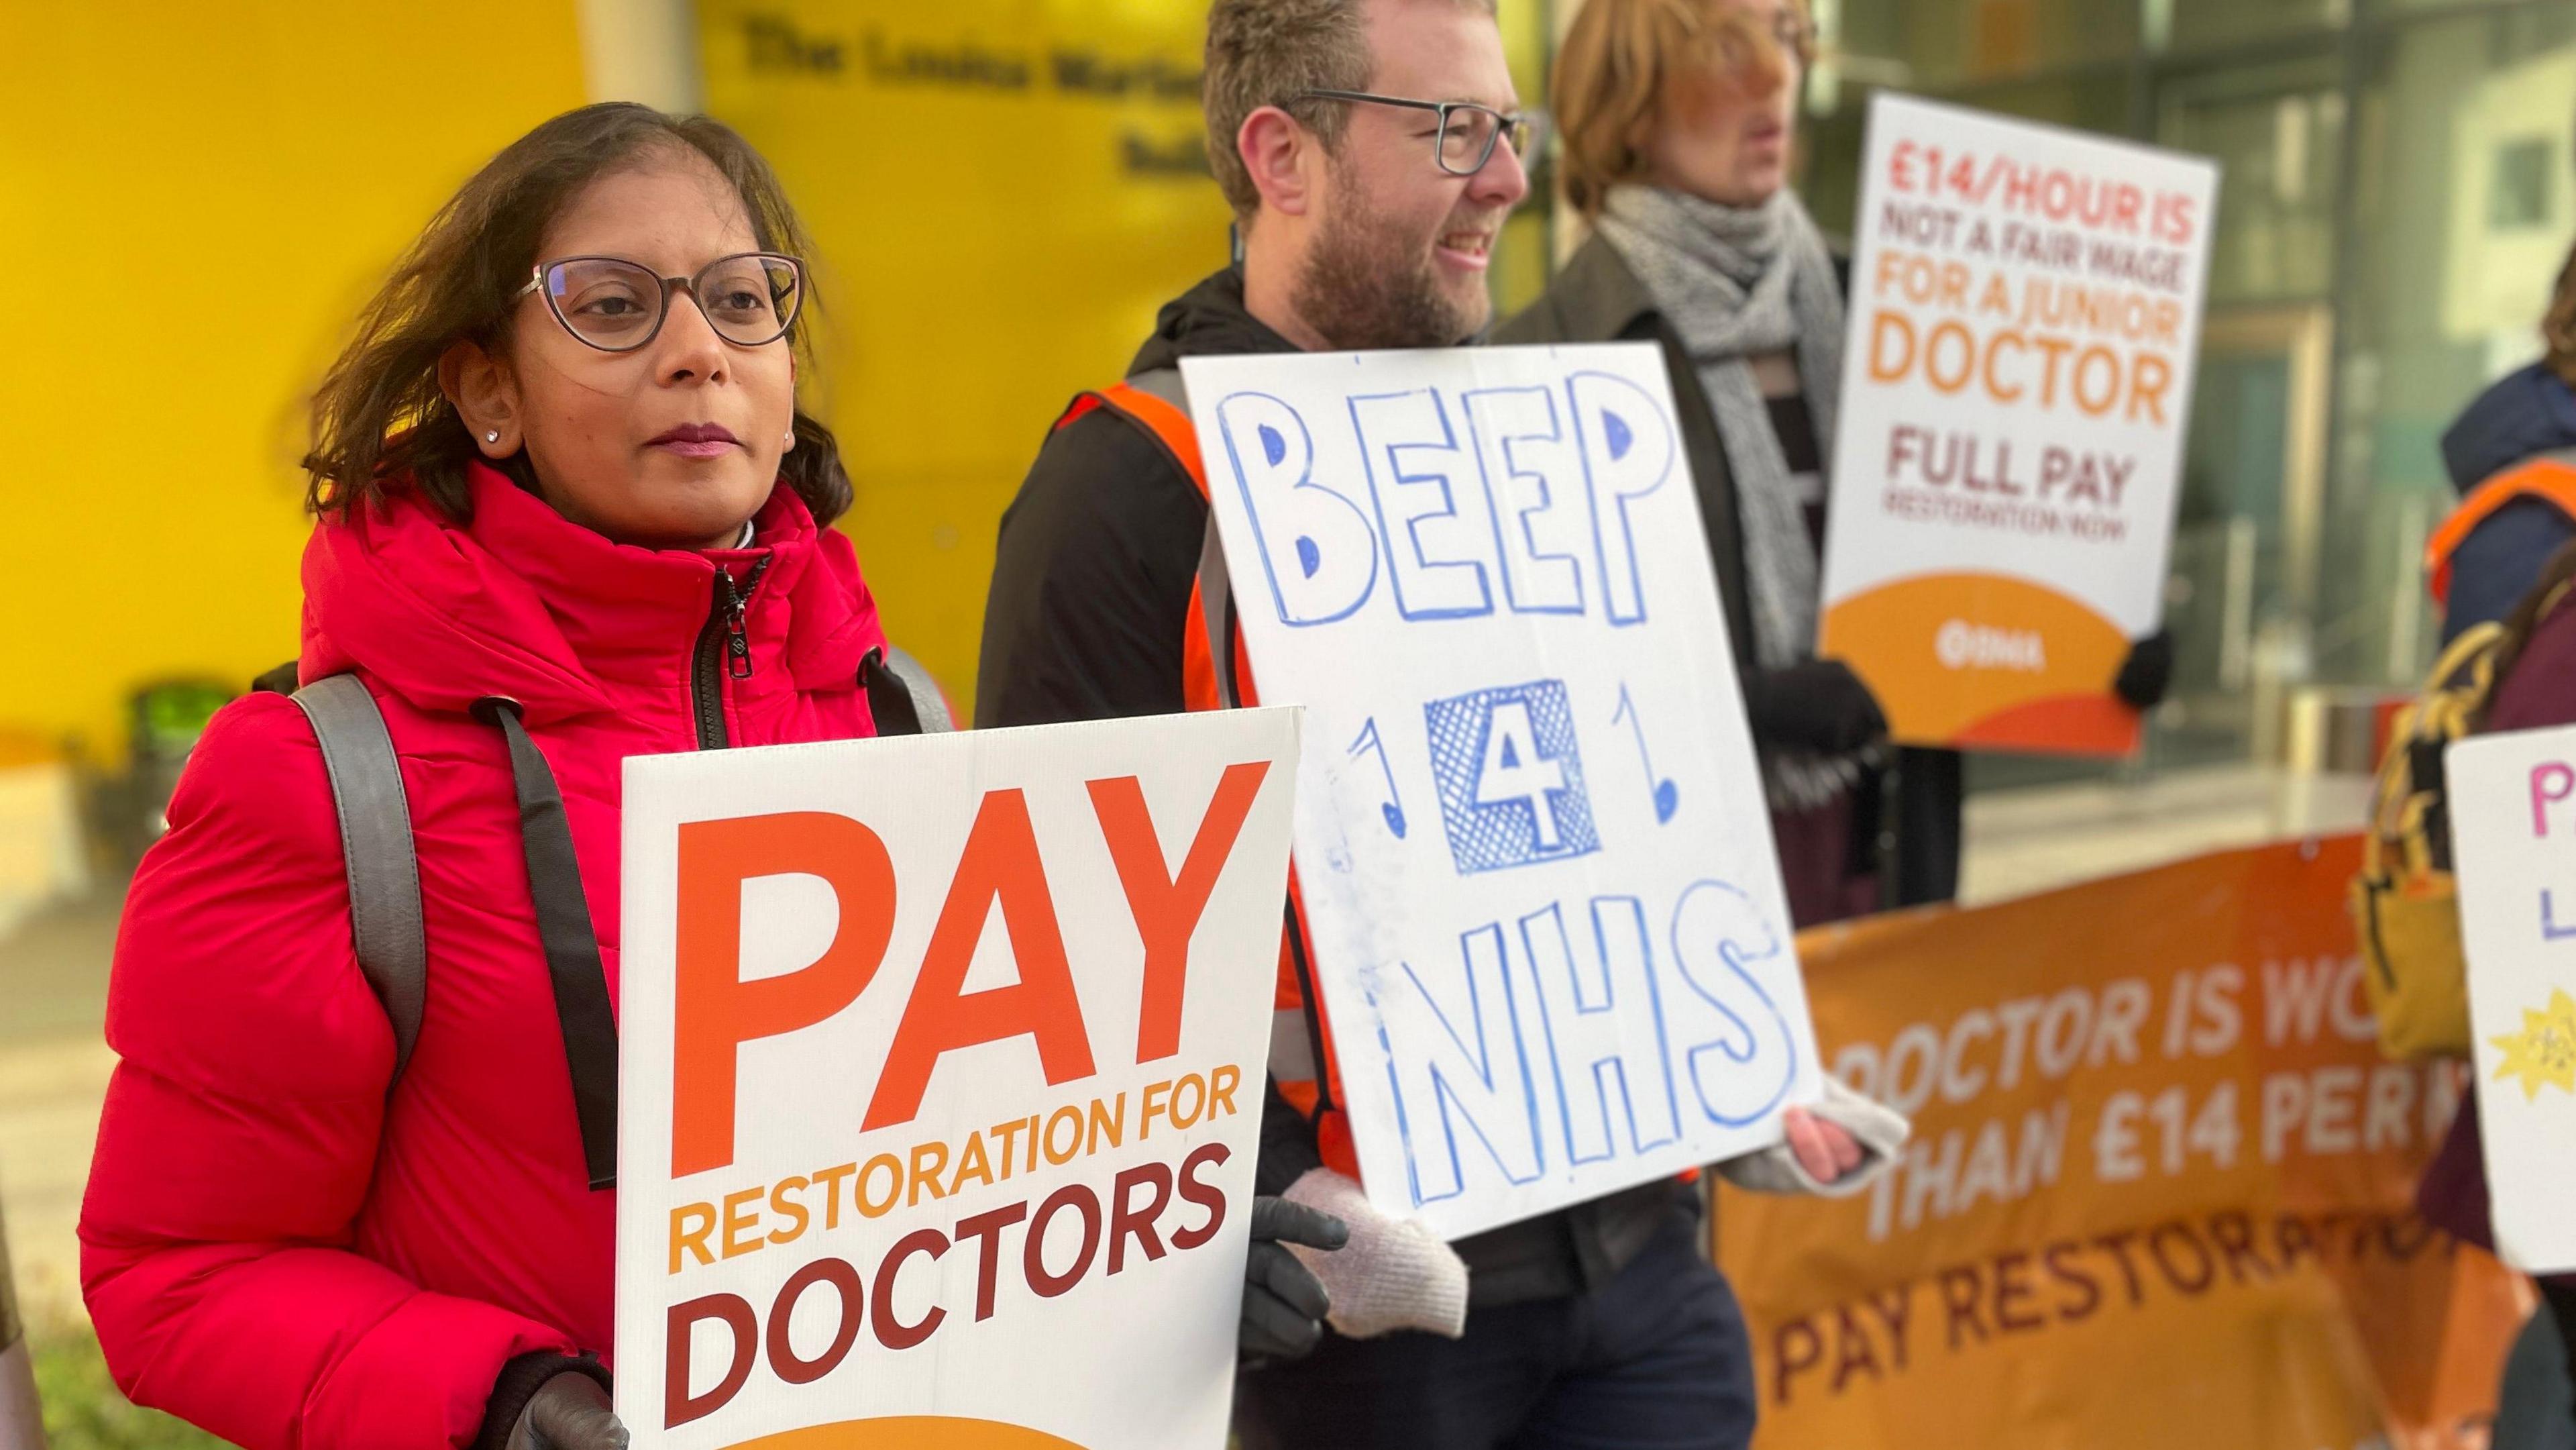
[519,252,804,353]
[1295,90,1546,177]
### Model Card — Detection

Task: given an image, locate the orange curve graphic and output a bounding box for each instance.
[720,1416,1089,1450]
[1818,572,2141,756]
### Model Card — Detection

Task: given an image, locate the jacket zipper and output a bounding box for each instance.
[690,556,770,750]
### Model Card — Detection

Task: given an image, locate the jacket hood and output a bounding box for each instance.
[1127,265,1301,376]
[2442,363,2576,494]
[299,464,884,725]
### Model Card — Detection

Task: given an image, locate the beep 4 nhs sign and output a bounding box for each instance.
[1183,343,1824,1240]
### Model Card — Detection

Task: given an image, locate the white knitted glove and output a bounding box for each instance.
[1281,1167,1469,1340]
[1716,1076,1911,1198]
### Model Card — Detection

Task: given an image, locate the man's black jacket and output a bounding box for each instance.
[976,265,1688,1309]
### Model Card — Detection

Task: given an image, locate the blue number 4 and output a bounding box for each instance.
[1476,700,1570,850]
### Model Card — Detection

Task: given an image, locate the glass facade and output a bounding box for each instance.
[1770,0,2576,785]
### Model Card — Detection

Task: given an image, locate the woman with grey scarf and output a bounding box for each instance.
[1501,0,2173,927]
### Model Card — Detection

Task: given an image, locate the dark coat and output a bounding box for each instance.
[977,264,1689,1310]
[1496,233,1964,909]
[2437,363,2576,643]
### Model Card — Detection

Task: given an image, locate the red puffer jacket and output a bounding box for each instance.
[80,463,886,1449]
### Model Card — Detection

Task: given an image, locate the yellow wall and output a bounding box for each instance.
[698,0,1240,717]
[8,0,1551,756]
[0,1,589,763]
[702,0,1554,719]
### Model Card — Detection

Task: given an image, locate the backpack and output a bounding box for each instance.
[2350,562,2576,1060]
[250,646,953,1186]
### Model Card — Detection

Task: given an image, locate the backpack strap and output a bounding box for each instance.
[1117,369,1248,712]
[288,674,429,1085]
[474,698,621,1191]
[862,645,955,736]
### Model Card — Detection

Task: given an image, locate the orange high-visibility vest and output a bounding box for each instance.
[1050,374,1358,1178]
[2425,450,2576,605]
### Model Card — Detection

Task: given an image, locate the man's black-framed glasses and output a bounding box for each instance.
[1295,90,1546,177]
[519,252,805,353]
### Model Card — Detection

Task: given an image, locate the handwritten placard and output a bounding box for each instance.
[1181,342,1823,1241]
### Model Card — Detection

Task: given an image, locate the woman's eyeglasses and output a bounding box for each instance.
[1760,9,1820,60]
[1293,91,1548,178]
[520,252,805,353]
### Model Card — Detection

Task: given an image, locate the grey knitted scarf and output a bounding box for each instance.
[1596,185,1864,809]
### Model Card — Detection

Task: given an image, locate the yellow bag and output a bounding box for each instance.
[2349,623,2500,1061]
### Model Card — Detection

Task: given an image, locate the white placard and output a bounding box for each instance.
[2447,724,2576,1274]
[616,711,1299,1449]
[1819,93,2219,757]
[1181,343,1821,1243]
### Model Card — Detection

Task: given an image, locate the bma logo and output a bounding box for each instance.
[1423,680,1601,875]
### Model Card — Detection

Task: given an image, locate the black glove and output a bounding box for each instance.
[2114,628,2176,711]
[507,1371,628,1450]
[1743,660,1888,756]
[1240,1194,1347,1365]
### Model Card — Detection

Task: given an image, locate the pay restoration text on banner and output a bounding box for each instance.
[1718,838,2522,1450]
[614,711,1300,1450]
[1181,341,1822,1242]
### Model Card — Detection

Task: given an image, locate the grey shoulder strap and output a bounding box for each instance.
[290,674,427,1084]
[1122,366,1243,709]
[871,645,955,734]
[1125,366,1187,411]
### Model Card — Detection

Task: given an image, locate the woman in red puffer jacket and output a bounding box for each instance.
[79,103,889,1450]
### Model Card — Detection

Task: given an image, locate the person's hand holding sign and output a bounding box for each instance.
[2114,628,2177,713]
[1782,1107,1866,1182]
[1719,1078,1912,1197]
[1744,660,1890,756]
[1242,1195,1350,1363]
[502,1369,627,1450]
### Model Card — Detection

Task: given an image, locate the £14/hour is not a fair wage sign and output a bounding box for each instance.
[1819,94,2219,756]
[615,711,1299,1450]
[1183,342,1823,1243]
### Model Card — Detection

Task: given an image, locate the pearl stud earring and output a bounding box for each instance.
[485,431,500,444]
[782,430,794,446]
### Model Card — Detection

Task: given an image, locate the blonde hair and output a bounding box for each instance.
[1553,0,1813,217]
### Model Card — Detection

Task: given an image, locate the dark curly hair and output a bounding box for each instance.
[2547,236,2576,390]
[302,102,850,526]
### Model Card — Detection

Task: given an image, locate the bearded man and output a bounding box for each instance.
[974,1,1886,1443]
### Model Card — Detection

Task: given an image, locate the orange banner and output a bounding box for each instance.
[1720,837,2524,1449]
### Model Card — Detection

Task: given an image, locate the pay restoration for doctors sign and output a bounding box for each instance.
[1182,342,1823,1243]
[1819,93,2219,756]
[615,711,1299,1449]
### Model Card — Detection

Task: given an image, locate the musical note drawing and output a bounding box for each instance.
[1613,684,1680,824]
[1348,717,1409,838]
